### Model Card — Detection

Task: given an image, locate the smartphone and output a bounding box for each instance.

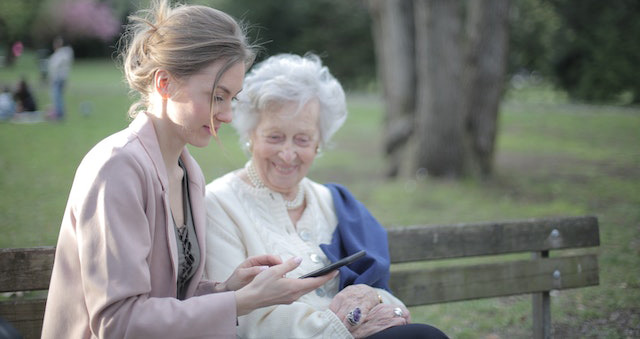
[298,250,366,278]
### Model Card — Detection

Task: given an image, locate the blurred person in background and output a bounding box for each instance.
[47,36,73,120]
[0,85,16,121]
[13,78,37,113]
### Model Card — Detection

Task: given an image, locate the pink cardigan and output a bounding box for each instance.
[42,113,237,338]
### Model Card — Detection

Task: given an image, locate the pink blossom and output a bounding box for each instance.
[58,0,120,41]
[12,41,24,57]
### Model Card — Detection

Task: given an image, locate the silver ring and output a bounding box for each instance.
[346,307,362,326]
[393,307,403,317]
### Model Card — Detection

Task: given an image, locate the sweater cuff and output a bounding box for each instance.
[323,309,353,338]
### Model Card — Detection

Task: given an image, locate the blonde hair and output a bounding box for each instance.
[119,0,256,119]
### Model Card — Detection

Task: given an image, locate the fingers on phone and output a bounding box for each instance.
[270,256,303,276]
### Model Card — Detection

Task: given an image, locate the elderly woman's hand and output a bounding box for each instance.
[349,303,411,338]
[329,284,381,328]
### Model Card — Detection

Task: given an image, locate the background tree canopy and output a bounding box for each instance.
[510,0,640,103]
[548,0,640,103]
[1,0,639,103]
[213,0,376,90]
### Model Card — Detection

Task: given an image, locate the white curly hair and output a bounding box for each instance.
[232,53,347,151]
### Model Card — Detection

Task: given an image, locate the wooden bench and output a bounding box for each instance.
[387,215,600,338]
[0,215,599,339]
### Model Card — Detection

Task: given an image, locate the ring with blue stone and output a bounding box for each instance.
[346,307,362,326]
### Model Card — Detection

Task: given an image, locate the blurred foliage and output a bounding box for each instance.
[510,0,640,104]
[508,0,560,77]
[0,0,41,44]
[1,0,639,103]
[56,1,121,41]
[1,0,124,58]
[212,0,375,91]
[548,0,640,103]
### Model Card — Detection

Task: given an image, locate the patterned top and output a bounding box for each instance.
[174,158,200,300]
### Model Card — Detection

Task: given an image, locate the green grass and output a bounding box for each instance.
[1,55,639,338]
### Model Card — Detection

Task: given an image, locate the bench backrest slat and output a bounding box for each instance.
[390,254,599,306]
[0,247,55,293]
[0,300,46,339]
[387,216,599,263]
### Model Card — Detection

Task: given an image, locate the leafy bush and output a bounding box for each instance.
[511,0,640,104]
[216,0,376,90]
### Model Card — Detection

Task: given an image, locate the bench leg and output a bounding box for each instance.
[532,251,551,339]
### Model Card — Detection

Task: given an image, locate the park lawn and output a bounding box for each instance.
[1,56,639,337]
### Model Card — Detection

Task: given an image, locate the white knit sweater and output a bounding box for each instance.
[204,171,404,339]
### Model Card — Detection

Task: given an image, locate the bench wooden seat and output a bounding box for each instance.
[0,215,599,339]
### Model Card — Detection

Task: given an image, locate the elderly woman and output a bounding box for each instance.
[204,54,447,338]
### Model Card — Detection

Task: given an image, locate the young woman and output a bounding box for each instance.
[41,2,334,338]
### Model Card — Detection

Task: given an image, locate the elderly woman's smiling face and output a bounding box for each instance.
[250,99,320,197]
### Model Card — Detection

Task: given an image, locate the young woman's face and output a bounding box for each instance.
[166,61,245,148]
[250,99,321,196]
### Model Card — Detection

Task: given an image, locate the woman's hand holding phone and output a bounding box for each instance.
[234,256,338,316]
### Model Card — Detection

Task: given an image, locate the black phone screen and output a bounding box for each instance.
[298,250,366,278]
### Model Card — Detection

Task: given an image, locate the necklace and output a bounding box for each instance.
[246,161,305,210]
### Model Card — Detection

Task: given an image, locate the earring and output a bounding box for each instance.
[245,139,252,151]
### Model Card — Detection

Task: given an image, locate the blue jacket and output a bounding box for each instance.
[320,183,391,292]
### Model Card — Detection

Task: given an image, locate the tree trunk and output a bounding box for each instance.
[367,0,416,178]
[367,0,510,179]
[414,0,466,177]
[463,0,511,177]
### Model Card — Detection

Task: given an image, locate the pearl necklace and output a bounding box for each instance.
[246,161,305,210]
